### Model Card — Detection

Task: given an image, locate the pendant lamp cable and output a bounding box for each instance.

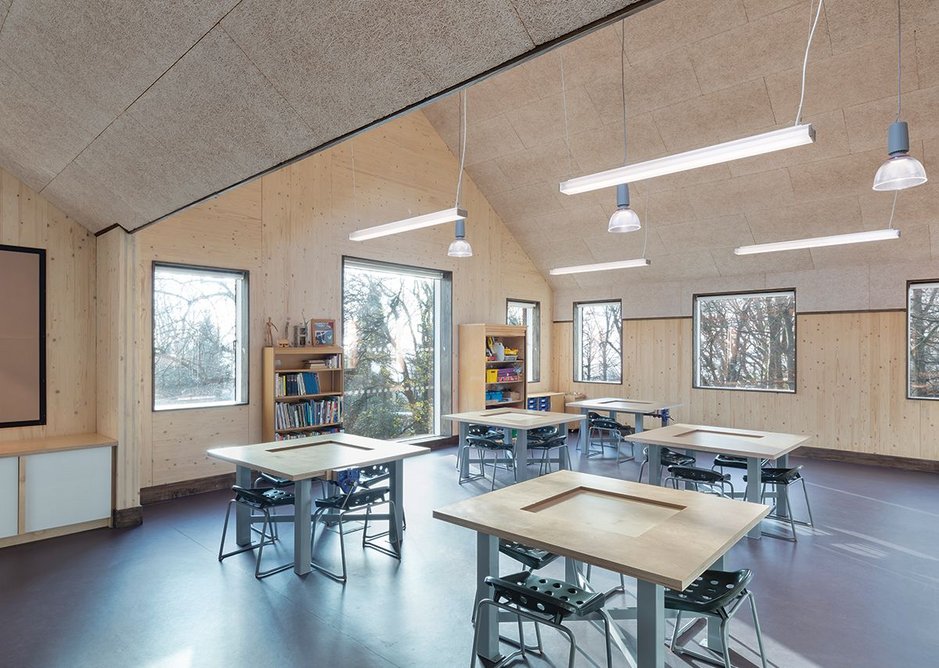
[896,0,902,121]
[794,0,824,125]
[888,190,899,229]
[455,90,467,208]
[621,21,628,163]
[351,141,357,218]
[560,53,574,176]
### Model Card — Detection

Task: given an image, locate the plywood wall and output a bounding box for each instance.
[134,111,553,487]
[553,312,939,461]
[0,168,96,442]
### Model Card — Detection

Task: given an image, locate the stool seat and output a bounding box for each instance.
[499,540,559,570]
[665,569,752,614]
[666,465,728,485]
[528,425,561,442]
[315,486,389,510]
[468,424,504,441]
[662,448,695,466]
[712,454,748,470]
[744,465,803,484]
[466,434,512,451]
[486,572,607,622]
[232,485,295,509]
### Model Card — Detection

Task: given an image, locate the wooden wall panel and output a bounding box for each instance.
[0,167,96,443]
[553,312,939,461]
[134,111,553,486]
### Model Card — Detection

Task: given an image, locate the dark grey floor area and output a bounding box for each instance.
[1,444,938,668]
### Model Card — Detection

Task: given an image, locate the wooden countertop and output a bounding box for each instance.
[630,423,810,459]
[434,470,768,591]
[0,433,118,458]
[444,408,586,430]
[206,431,429,481]
[565,397,682,414]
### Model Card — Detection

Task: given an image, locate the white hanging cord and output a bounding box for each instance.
[794,0,825,125]
[621,20,628,163]
[641,204,649,257]
[350,142,357,218]
[560,52,574,176]
[888,191,899,229]
[896,0,902,121]
[455,89,467,208]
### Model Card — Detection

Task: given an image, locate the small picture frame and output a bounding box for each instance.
[310,318,336,347]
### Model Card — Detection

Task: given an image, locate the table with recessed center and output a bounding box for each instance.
[434,469,768,667]
[630,423,810,539]
[207,432,429,575]
[565,397,682,461]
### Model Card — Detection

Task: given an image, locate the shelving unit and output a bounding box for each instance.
[458,324,527,412]
[262,345,344,441]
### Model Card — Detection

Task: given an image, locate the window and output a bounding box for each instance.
[506,299,540,382]
[152,263,248,410]
[694,290,796,392]
[574,301,622,383]
[908,281,939,399]
[342,257,452,439]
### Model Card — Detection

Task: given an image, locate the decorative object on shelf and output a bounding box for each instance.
[293,322,310,347]
[310,318,336,346]
[264,317,278,348]
[873,0,927,191]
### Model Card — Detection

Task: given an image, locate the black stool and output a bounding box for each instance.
[712,454,769,473]
[638,447,696,483]
[464,435,516,490]
[665,465,735,498]
[666,569,768,668]
[527,434,571,475]
[471,571,614,668]
[745,465,814,541]
[458,425,506,476]
[586,412,635,461]
[218,485,295,579]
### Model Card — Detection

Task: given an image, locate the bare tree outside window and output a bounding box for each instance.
[694,291,795,392]
[908,282,939,399]
[153,264,248,410]
[574,301,622,383]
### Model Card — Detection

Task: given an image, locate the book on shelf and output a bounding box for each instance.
[275,371,323,396]
[274,396,342,430]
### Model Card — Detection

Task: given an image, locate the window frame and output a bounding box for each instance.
[692,288,797,394]
[573,299,623,385]
[151,261,250,412]
[907,279,939,401]
[506,298,541,383]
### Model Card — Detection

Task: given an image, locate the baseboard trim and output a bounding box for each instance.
[112,506,143,528]
[141,473,235,505]
[797,446,939,473]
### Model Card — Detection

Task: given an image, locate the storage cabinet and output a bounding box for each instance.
[0,457,17,539]
[458,324,527,412]
[262,346,344,441]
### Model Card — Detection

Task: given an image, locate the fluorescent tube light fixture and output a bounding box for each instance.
[734,229,900,255]
[550,258,650,275]
[559,124,816,195]
[349,207,467,241]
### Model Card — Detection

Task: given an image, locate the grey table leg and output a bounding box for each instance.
[647,444,663,485]
[635,413,644,434]
[476,532,500,662]
[235,465,251,546]
[294,479,312,575]
[458,421,469,479]
[746,457,763,539]
[578,415,587,455]
[515,429,529,482]
[389,458,404,546]
[637,579,665,668]
[705,554,725,653]
[775,453,790,519]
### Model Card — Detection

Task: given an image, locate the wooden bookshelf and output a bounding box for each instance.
[458,324,527,412]
[262,346,344,441]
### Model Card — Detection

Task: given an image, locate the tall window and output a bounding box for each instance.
[574,301,622,383]
[342,258,452,439]
[152,263,248,410]
[506,299,540,382]
[694,290,796,392]
[908,281,939,399]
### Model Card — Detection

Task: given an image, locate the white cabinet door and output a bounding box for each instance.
[0,457,17,538]
[25,447,112,532]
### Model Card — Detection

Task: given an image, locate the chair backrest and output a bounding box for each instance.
[466,434,507,450]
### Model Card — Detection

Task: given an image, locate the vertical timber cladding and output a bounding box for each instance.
[553,312,939,461]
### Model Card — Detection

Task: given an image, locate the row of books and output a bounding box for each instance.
[304,355,340,369]
[276,371,324,396]
[274,426,341,441]
[274,397,342,430]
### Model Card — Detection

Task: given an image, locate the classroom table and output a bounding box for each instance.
[565,397,682,460]
[445,408,587,483]
[433,470,768,668]
[630,423,810,539]
[207,432,429,575]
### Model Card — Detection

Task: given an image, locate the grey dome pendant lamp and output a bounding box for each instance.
[448,90,473,257]
[609,22,640,233]
[873,0,927,191]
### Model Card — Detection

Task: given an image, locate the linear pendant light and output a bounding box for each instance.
[734,229,900,255]
[560,124,816,195]
[550,258,650,275]
[349,207,467,241]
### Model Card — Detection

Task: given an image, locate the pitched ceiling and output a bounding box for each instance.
[0,0,649,233]
[423,0,939,289]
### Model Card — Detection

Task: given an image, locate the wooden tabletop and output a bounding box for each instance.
[206,432,429,481]
[565,397,682,414]
[434,470,767,591]
[630,423,810,459]
[444,408,585,430]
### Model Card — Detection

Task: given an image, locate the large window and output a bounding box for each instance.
[908,281,939,399]
[152,263,248,410]
[342,257,452,439]
[506,299,540,382]
[694,290,796,392]
[574,301,622,383]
